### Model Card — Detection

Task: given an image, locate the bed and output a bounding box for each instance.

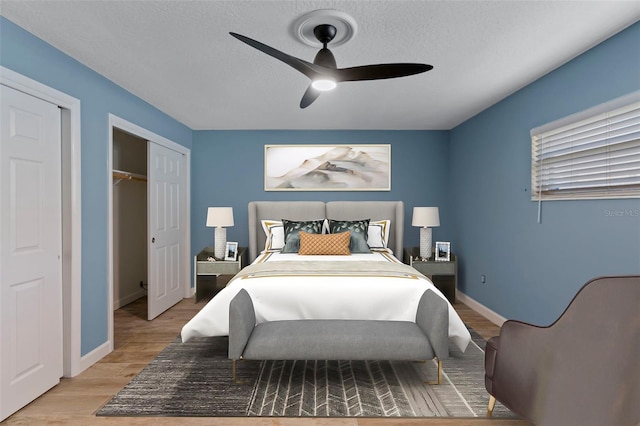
[181,201,471,359]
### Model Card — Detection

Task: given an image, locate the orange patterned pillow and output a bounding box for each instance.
[298,231,351,255]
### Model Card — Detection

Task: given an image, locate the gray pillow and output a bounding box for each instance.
[281,219,325,253]
[328,219,371,253]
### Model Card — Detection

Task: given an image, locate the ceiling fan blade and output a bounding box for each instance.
[334,63,433,82]
[229,32,322,79]
[300,85,321,109]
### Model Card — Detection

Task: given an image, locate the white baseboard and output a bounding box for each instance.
[457,291,507,327]
[185,285,195,298]
[113,289,147,310]
[78,340,111,376]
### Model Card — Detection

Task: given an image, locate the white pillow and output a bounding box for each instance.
[261,220,285,252]
[367,219,391,249]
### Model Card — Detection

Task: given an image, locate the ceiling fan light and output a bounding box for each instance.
[311,79,337,91]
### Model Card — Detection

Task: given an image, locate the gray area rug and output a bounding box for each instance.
[98,328,517,418]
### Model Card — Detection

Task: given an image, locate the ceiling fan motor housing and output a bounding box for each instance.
[313,24,337,45]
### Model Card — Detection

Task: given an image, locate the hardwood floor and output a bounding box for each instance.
[4,290,525,425]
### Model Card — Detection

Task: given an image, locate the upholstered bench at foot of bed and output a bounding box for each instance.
[228,288,449,385]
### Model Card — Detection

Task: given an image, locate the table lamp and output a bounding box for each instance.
[412,207,440,260]
[206,207,234,259]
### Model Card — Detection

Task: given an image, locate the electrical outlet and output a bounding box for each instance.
[481,274,486,284]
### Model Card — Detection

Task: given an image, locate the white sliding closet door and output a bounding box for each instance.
[147,141,185,320]
[0,85,62,421]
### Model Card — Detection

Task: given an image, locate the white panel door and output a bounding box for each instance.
[0,85,62,421]
[147,142,185,320]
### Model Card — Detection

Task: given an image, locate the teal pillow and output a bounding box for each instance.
[281,219,324,253]
[328,219,371,253]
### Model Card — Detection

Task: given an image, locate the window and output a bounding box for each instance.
[531,91,640,201]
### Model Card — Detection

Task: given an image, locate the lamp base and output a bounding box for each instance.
[419,227,433,260]
[214,227,227,260]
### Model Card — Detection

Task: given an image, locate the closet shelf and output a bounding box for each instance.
[113,169,147,185]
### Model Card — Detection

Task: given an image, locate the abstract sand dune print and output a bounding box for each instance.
[265,145,390,191]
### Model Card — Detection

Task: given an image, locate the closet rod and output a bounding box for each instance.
[112,169,147,183]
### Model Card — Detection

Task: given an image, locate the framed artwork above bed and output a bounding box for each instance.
[264,144,391,191]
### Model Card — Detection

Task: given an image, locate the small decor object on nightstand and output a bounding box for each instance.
[225,242,238,261]
[435,241,450,261]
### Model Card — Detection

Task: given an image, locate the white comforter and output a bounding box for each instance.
[181,251,471,352]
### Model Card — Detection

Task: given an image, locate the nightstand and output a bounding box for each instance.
[403,247,457,303]
[193,246,247,302]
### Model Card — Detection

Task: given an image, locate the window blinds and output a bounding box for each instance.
[531,91,640,201]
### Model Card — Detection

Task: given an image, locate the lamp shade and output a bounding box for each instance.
[206,207,234,227]
[412,207,440,227]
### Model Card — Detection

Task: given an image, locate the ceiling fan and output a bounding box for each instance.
[229,24,433,108]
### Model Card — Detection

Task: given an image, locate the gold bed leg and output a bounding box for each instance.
[426,359,443,385]
[487,395,496,417]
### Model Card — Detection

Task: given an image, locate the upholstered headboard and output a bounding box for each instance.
[247,201,404,261]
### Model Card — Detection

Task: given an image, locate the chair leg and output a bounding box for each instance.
[487,395,496,417]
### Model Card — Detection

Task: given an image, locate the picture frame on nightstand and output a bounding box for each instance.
[435,241,451,261]
[225,242,238,261]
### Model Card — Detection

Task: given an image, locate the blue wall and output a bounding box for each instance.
[191,130,452,259]
[0,17,193,355]
[449,22,640,326]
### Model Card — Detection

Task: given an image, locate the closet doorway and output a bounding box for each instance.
[112,129,148,311]
[108,115,190,349]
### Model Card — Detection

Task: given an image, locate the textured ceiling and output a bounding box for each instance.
[1,1,639,130]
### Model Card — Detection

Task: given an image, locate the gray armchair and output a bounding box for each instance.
[485,275,640,425]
